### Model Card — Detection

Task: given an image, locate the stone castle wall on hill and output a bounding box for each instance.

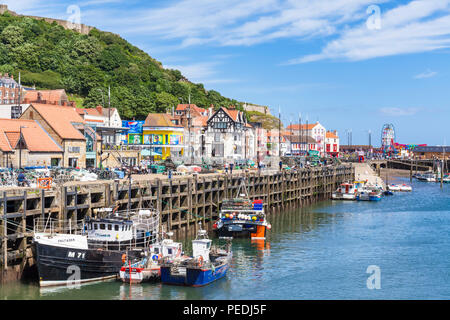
[0,4,93,35]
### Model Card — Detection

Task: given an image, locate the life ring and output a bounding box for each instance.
[197,255,204,267]
[121,254,126,263]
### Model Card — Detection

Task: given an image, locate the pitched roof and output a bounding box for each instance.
[0,130,12,152]
[28,103,86,140]
[326,131,338,139]
[144,113,182,128]
[0,119,63,152]
[96,106,118,117]
[76,108,102,116]
[23,89,68,104]
[176,104,206,114]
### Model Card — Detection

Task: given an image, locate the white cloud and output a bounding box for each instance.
[379,107,421,116]
[164,61,239,86]
[110,0,386,47]
[414,69,437,79]
[290,0,450,63]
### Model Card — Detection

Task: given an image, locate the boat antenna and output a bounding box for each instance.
[236,177,250,199]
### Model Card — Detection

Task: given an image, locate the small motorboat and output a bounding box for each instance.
[368,190,382,201]
[357,187,382,201]
[332,183,357,200]
[387,184,401,192]
[399,184,412,192]
[119,232,183,284]
[160,227,232,287]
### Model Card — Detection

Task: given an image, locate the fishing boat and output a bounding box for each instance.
[160,227,232,287]
[32,207,159,287]
[332,183,357,200]
[213,179,271,239]
[119,232,183,284]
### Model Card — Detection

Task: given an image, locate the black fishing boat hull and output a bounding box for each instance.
[34,242,142,287]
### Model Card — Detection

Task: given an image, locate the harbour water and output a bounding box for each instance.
[1,177,450,300]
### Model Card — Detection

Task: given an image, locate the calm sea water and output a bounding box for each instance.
[1,177,450,300]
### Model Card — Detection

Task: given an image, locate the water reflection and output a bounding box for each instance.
[3,179,449,300]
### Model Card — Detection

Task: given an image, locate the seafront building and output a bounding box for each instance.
[0,118,63,168]
[0,72,342,168]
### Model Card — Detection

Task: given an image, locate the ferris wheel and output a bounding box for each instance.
[381,124,396,155]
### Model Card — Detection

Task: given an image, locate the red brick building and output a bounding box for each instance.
[0,73,23,105]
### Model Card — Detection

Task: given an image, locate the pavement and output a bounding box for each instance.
[353,162,386,189]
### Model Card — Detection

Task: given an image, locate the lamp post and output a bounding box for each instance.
[18,126,27,169]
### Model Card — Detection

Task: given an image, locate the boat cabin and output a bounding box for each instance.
[84,218,134,242]
[337,183,356,194]
[149,239,182,260]
[192,230,212,263]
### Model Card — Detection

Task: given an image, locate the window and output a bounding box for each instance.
[108,224,112,230]
[100,224,105,230]
[114,225,119,231]
[154,248,160,254]
[168,248,173,255]
[94,224,98,230]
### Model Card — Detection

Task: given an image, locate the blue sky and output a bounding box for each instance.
[5,0,450,146]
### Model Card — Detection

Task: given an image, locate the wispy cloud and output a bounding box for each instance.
[379,107,421,116]
[414,69,438,79]
[164,61,239,87]
[289,0,450,64]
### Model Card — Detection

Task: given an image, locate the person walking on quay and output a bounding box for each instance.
[17,170,29,187]
[229,162,234,175]
[279,160,283,172]
[258,161,262,174]
[224,162,229,174]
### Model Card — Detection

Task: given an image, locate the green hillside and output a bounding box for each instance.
[0,11,243,119]
[246,111,283,130]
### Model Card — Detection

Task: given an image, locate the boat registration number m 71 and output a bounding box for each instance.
[67,251,86,259]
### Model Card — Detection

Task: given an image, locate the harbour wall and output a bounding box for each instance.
[0,165,354,283]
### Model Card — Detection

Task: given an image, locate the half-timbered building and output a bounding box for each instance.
[205,106,254,162]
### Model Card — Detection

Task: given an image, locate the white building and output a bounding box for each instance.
[287,122,327,156]
[204,107,255,163]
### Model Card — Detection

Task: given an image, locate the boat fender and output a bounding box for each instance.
[121,254,126,263]
[158,254,162,260]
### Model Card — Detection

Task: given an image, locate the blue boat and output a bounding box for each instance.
[160,228,232,287]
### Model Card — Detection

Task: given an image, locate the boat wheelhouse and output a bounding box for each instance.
[332,183,357,200]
